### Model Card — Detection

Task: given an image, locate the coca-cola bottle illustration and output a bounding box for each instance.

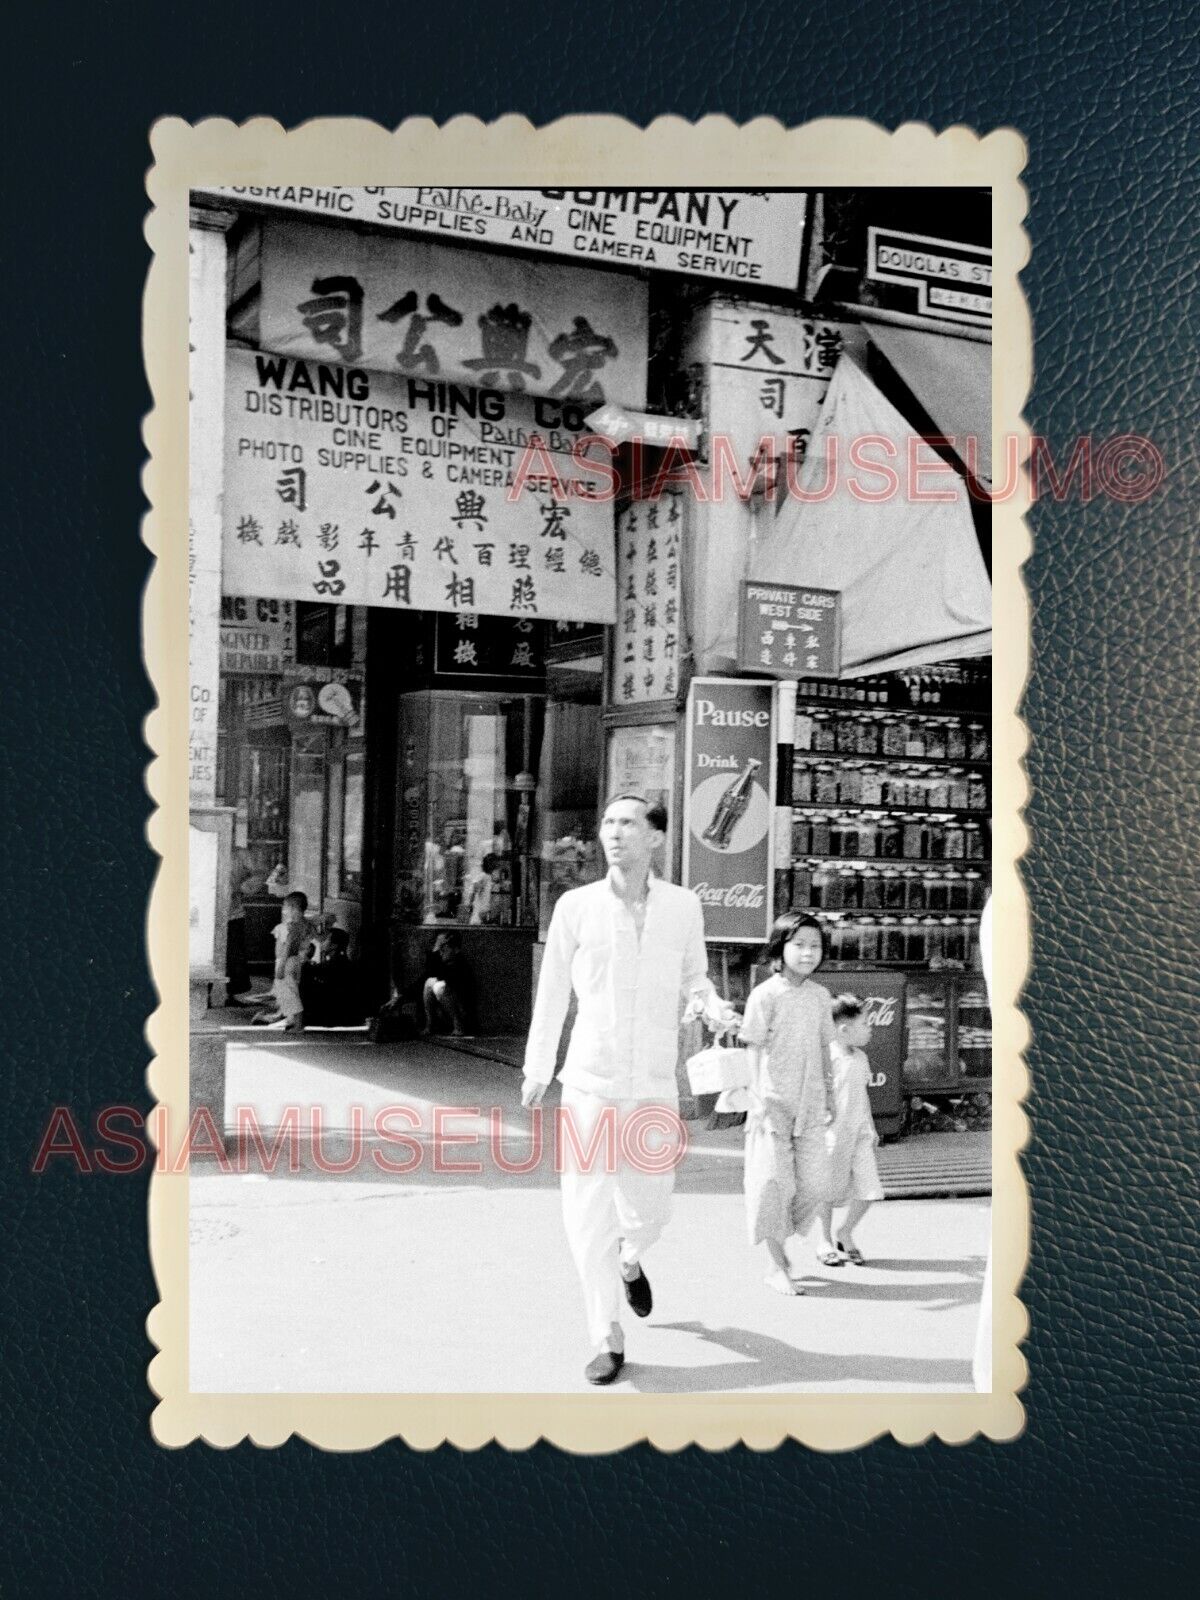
[702,759,761,851]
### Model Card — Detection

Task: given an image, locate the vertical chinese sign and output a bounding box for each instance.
[612,488,685,704]
[682,678,777,943]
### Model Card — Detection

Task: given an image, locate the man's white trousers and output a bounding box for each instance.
[559,1084,681,1352]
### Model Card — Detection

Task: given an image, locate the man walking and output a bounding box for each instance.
[521,794,734,1386]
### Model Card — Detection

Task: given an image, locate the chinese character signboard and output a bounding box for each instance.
[612,489,685,704]
[682,678,776,943]
[260,218,649,408]
[200,188,808,289]
[433,613,544,678]
[737,581,841,678]
[607,723,678,883]
[219,595,295,674]
[867,228,992,326]
[706,303,859,491]
[222,350,616,624]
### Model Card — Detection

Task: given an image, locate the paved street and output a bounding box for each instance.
[187,1035,989,1394]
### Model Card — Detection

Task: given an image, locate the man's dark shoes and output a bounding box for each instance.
[622,1264,653,1318]
[584,1349,625,1386]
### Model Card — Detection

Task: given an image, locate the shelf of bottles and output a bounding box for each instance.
[791,683,990,969]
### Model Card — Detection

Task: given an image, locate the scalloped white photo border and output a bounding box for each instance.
[143,115,1030,1451]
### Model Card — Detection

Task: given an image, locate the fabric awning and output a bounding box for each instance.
[748,354,992,678]
[868,322,992,484]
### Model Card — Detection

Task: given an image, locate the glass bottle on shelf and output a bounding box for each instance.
[815,765,839,804]
[900,915,924,963]
[793,763,813,803]
[882,718,906,757]
[947,722,967,760]
[860,867,882,909]
[792,863,812,906]
[856,817,877,859]
[880,916,904,963]
[968,774,988,811]
[925,722,948,760]
[882,868,907,910]
[927,819,945,860]
[811,865,832,908]
[878,819,901,859]
[841,919,863,963]
[841,817,860,857]
[811,816,831,854]
[813,714,835,752]
[837,714,859,752]
[922,915,944,962]
[838,767,862,805]
[905,722,927,758]
[857,916,880,963]
[902,820,927,859]
[944,821,966,860]
[828,817,845,858]
[860,769,883,806]
[792,816,812,856]
[857,716,880,755]
[948,871,969,912]
[927,774,951,809]
[968,722,989,761]
[964,869,984,910]
[964,821,985,860]
[948,771,970,809]
[944,919,969,963]
[794,712,814,752]
[828,918,848,962]
[927,872,949,911]
[839,866,860,910]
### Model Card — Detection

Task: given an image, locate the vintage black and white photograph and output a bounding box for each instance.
[151,121,1024,1445]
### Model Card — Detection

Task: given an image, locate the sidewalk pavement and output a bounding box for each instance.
[186,1027,990,1396]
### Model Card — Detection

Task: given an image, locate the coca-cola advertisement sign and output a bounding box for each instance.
[683,678,776,943]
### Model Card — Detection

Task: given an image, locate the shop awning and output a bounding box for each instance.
[748,354,991,677]
[868,322,992,485]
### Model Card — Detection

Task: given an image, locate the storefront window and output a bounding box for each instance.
[396,692,548,928]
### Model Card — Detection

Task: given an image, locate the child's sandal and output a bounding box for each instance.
[838,1242,866,1266]
[816,1248,845,1267]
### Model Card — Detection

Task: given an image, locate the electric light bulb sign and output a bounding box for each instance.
[682,678,777,943]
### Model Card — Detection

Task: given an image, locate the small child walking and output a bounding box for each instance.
[816,994,885,1265]
[738,913,836,1296]
[272,890,313,1033]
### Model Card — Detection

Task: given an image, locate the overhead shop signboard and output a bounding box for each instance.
[199,186,808,288]
[259,217,649,408]
[221,349,617,625]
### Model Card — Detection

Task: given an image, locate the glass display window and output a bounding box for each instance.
[396,691,548,929]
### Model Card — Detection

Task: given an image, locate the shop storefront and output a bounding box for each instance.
[190,184,993,1134]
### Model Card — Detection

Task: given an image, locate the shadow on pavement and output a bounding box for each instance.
[625,1321,975,1392]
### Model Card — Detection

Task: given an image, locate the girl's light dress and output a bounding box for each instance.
[738,973,834,1244]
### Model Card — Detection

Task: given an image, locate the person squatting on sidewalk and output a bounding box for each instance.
[521,794,737,1387]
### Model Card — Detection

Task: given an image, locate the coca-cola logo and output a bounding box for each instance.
[692,881,766,908]
[858,996,898,1027]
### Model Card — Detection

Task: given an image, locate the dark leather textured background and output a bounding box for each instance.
[5,2,1197,1592]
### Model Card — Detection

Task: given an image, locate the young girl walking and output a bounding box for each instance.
[738,913,837,1295]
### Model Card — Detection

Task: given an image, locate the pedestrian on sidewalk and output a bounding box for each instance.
[816,994,885,1265]
[257,890,312,1033]
[739,914,837,1296]
[520,793,736,1387]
